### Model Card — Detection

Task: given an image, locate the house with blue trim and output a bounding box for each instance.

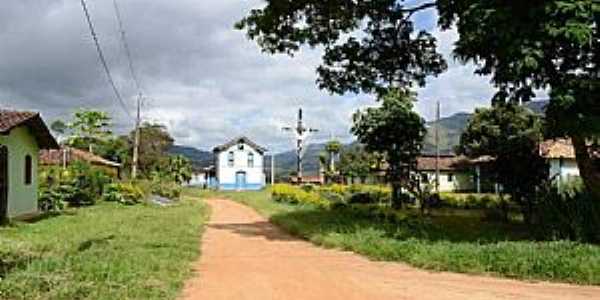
[213,136,267,191]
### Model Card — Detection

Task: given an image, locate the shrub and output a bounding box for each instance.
[536,184,600,243]
[103,183,145,205]
[439,193,504,209]
[272,184,328,207]
[150,182,182,200]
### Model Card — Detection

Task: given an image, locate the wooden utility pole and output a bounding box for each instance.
[271,153,276,185]
[132,93,142,179]
[283,108,318,184]
[435,101,441,193]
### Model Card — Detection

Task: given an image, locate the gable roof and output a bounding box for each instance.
[40,147,121,168]
[540,138,576,159]
[0,110,59,149]
[213,136,267,154]
[417,155,474,171]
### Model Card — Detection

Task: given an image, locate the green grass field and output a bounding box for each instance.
[202,189,600,285]
[0,196,207,300]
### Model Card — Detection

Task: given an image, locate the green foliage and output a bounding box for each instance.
[38,162,113,209]
[439,193,505,210]
[151,181,182,200]
[536,183,600,243]
[65,109,113,152]
[136,123,175,177]
[236,1,446,95]
[271,184,329,208]
[352,89,426,208]
[459,103,547,223]
[103,183,145,205]
[165,155,193,184]
[338,144,381,183]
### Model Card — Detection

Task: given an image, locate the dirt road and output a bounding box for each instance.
[180,198,600,300]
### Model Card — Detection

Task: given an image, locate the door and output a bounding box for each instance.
[236,172,247,190]
[0,146,8,221]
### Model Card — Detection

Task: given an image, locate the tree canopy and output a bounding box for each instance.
[352,89,426,207]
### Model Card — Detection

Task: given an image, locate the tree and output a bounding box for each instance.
[459,104,548,224]
[238,0,600,199]
[166,155,193,185]
[352,89,426,208]
[338,144,379,184]
[67,109,112,154]
[439,0,600,199]
[325,140,342,173]
[134,123,175,177]
[236,1,447,96]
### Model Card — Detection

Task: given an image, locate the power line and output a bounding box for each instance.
[80,0,133,120]
[112,0,142,93]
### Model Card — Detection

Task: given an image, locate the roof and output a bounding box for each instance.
[213,136,268,154]
[540,139,576,159]
[417,155,474,171]
[0,110,59,149]
[40,147,121,168]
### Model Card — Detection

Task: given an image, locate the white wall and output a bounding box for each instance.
[216,142,265,190]
[188,172,208,186]
[549,158,580,184]
[421,171,474,192]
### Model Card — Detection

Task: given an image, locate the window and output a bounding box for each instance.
[228,152,234,167]
[238,143,245,151]
[248,152,254,168]
[25,155,32,185]
[421,173,429,182]
[447,173,454,182]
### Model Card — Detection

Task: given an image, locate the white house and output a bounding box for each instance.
[213,136,267,191]
[540,139,580,186]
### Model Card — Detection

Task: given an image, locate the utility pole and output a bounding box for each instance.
[435,101,441,193]
[132,93,142,179]
[271,153,275,185]
[283,108,319,184]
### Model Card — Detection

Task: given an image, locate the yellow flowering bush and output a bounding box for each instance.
[272,184,329,208]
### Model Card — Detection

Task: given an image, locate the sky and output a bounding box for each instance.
[0,0,511,153]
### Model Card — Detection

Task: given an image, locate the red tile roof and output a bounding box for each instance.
[0,110,58,149]
[540,139,576,159]
[417,155,474,171]
[40,147,121,168]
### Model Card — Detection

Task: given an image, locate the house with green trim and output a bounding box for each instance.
[0,110,58,221]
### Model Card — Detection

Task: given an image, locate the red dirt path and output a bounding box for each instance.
[180,198,600,300]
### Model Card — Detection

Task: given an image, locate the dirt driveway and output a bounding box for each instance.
[180,198,600,300]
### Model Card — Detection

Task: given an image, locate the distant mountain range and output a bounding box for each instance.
[172,101,548,175]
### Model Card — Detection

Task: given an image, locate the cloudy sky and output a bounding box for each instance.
[0,0,509,152]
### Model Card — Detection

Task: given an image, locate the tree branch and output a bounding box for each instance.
[402,2,438,19]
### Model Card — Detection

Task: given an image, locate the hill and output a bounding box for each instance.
[169,145,213,170]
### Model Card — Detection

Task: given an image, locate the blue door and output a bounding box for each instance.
[236,172,247,190]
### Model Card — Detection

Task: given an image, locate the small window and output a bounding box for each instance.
[248,152,254,168]
[421,173,429,182]
[228,152,234,167]
[447,173,454,182]
[25,155,32,185]
[238,143,245,151]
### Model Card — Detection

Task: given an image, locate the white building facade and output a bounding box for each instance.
[213,137,267,191]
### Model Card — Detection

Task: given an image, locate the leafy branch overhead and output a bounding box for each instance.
[236,0,447,95]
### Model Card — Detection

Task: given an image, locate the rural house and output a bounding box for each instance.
[417,155,475,192]
[40,146,122,177]
[540,139,580,187]
[0,110,58,221]
[213,136,267,190]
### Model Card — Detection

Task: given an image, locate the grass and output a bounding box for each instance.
[0,196,208,300]
[201,189,600,285]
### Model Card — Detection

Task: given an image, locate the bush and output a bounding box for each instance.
[38,162,113,210]
[272,184,328,207]
[103,183,145,205]
[439,193,503,209]
[536,184,600,243]
[151,182,182,200]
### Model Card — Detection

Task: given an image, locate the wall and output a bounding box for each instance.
[216,142,265,190]
[421,170,474,193]
[0,126,39,218]
[549,158,580,185]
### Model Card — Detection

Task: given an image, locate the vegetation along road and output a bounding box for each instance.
[181,196,600,300]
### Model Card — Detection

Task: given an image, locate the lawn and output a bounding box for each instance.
[0,196,207,300]
[205,189,600,285]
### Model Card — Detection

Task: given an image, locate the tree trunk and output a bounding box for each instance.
[572,135,600,200]
[391,182,403,209]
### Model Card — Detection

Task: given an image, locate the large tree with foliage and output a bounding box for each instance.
[60,109,112,154]
[352,90,426,208]
[338,144,380,184]
[459,104,548,223]
[237,0,600,199]
[134,123,175,177]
